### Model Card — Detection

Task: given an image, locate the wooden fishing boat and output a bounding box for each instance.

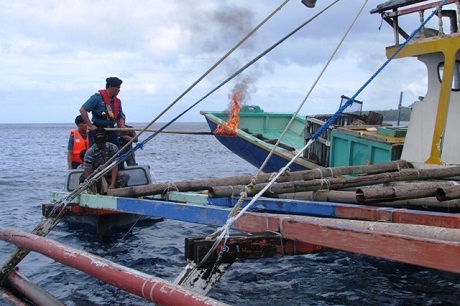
[202,0,460,172]
[1,1,460,305]
[201,98,406,172]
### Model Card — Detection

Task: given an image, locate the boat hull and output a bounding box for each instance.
[206,118,311,172]
[201,107,320,172]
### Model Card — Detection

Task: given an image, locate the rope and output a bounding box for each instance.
[51,0,291,211]
[199,0,448,266]
[0,0,293,283]
[198,0,347,265]
[257,0,344,175]
[104,0,340,179]
[228,0,342,220]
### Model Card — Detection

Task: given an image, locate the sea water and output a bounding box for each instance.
[0,123,459,305]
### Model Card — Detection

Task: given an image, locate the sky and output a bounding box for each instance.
[0,0,434,124]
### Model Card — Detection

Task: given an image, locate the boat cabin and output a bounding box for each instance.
[372,0,460,168]
[65,165,153,192]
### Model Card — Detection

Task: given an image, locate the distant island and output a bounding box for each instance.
[369,108,412,121]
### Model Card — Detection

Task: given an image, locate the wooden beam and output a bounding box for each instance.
[235,213,460,274]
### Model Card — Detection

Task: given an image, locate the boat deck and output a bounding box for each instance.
[46,166,460,275]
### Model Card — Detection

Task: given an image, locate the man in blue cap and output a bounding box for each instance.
[79,77,126,148]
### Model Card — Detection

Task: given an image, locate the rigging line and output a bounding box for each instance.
[31,1,294,220]
[28,1,294,264]
[120,0,340,168]
[257,0,348,176]
[228,0,352,219]
[311,0,447,142]
[200,0,448,266]
[197,1,346,267]
[91,0,292,175]
[235,0,448,225]
[51,0,292,208]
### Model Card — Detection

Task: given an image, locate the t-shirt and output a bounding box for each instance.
[82,142,119,170]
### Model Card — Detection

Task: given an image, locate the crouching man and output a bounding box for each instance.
[82,128,130,194]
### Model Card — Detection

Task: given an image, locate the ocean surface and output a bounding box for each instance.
[0,122,459,306]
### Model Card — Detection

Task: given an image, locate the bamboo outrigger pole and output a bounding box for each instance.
[0,228,225,306]
[105,127,213,135]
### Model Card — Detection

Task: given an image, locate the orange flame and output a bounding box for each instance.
[214,91,243,137]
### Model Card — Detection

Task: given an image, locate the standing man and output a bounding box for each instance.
[79,77,126,148]
[82,128,130,194]
[67,115,89,169]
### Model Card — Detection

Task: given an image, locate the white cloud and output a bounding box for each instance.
[0,0,433,123]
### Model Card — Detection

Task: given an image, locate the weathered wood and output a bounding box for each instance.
[109,160,410,197]
[356,182,458,203]
[436,184,460,201]
[208,166,460,198]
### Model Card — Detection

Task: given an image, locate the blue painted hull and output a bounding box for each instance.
[204,117,314,173]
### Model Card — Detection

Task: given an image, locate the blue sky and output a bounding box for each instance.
[0,0,431,123]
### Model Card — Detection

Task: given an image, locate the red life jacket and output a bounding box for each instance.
[70,130,89,163]
[98,89,120,120]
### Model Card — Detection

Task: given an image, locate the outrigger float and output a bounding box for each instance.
[1,0,460,304]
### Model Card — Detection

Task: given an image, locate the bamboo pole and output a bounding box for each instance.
[372,197,460,208]
[270,191,460,208]
[105,127,213,135]
[436,184,460,201]
[356,181,458,203]
[274,190,358,203]
[0,228,225,306]
[108,161,410,197]
[208,166,460,198]
[6,270,64,306]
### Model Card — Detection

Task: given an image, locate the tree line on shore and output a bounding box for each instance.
[373,108,412,121]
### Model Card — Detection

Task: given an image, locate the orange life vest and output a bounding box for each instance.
[70,130,89,163]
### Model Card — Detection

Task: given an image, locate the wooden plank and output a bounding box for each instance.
[42,203,123,217]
